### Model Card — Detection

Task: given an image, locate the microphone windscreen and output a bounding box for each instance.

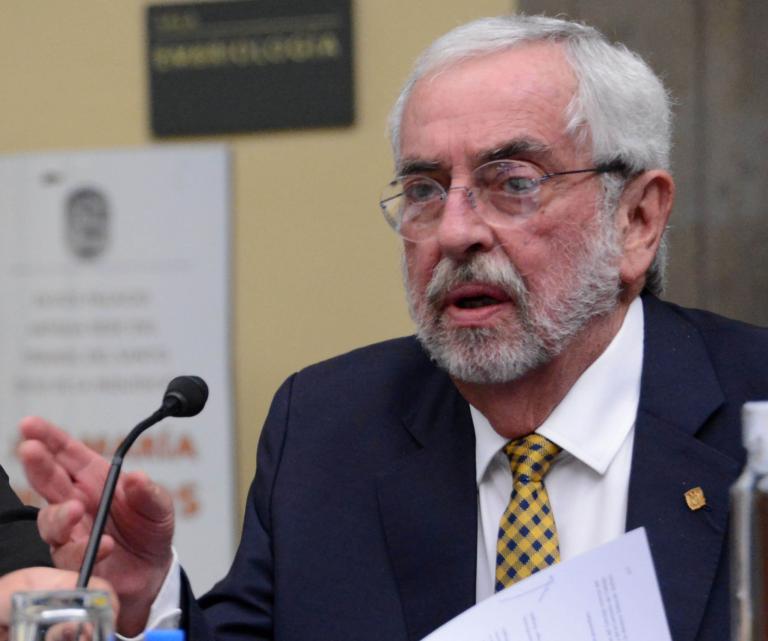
[163,375,209,417]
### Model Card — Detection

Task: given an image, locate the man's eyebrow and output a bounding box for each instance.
[396,159,444,176]
[396,139,554,175]
[478,140,553,164]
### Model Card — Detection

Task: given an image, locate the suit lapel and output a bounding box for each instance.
[377,378,477,641]
[628,296,741,641]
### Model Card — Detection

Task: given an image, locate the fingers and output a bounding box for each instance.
[37,500,85,547]
[37,501,116,571]
[121,472,174,523]
[19,417,95,471]
[18,441,81,504]
[49,535,116,575]
[18,417,108,509]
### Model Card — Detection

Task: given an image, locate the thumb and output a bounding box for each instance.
[109,471,174,566]
[121,472,174,523]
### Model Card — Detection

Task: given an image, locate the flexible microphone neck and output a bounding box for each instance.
[76,376,208,588]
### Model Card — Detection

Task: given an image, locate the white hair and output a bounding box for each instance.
[388,15,673,294]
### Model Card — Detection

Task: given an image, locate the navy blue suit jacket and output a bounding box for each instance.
[184,295,768,641]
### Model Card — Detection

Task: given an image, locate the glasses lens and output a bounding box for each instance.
[378,161,542,241]
[474,161,540,223]
[379,176,444,241]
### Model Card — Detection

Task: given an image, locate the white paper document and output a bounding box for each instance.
[422,528,671,641]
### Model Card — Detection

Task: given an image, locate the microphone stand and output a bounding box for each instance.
[76,407,169,588]
[74,375,207,589]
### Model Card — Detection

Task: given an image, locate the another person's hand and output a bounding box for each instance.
[18,418,174,635]
[0,567,118,641]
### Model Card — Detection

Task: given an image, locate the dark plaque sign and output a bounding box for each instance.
[147,0,353,136]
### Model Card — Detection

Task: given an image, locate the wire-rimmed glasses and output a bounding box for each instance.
[379,159,627,242]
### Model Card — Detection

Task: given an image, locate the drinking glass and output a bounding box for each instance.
[11,589,113,641]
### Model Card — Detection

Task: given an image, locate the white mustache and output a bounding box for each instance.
[424,253,531,316]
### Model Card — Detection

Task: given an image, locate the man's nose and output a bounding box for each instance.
[435,185,495,258]
[445,185,477,208]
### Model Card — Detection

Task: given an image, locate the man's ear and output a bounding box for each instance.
[617,170,675,290]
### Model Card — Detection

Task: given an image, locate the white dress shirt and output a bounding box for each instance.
[474,297,644,602]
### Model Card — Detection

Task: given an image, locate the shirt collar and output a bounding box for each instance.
[473,297,644,483]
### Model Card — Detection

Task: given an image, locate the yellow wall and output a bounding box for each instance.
[0,0,512,512]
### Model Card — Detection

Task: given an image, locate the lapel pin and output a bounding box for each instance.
[684,486,707,511]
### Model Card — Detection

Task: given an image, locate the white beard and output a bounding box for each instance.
[405,213,623,384]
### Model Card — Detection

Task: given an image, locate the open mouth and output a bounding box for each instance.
[443,284,512,315]
[455,295,503,309]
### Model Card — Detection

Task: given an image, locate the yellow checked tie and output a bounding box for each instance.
[495,433,561,591]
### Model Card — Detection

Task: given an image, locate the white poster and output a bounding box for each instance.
[0,145,234,595]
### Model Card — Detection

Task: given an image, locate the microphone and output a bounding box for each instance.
[76,376,209,588]
[162,375,209,417]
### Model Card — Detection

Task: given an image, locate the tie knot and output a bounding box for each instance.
[503,433,561,483]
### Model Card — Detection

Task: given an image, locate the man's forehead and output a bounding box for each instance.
[397,42,579,170]
[406,41,576,114]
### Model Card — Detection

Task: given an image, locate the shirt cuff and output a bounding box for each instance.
[116,548,182,640]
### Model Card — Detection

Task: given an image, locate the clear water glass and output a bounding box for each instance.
[11,589,113,641]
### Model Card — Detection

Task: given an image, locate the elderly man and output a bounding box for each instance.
[18,14,768,641]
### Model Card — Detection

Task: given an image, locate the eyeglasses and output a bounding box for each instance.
[379,159,627,242]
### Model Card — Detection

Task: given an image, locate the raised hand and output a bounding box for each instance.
[18,417,174,635]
